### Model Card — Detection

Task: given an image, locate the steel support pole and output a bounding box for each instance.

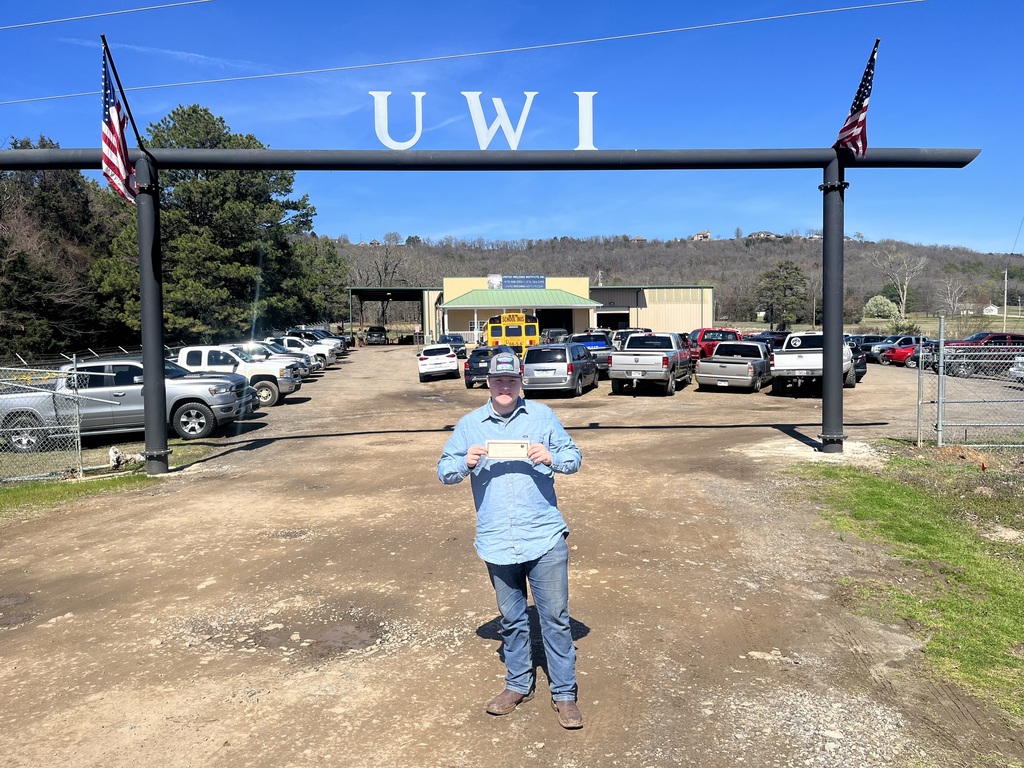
[136,156,171,475]
[819,156,848,453]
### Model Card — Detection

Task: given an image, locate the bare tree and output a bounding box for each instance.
[866,243,928,318]
[940,276,969,317]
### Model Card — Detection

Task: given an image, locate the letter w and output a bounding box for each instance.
[461,92,538,150]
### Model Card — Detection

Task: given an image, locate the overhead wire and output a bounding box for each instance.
[0,1,215,33]
[0,0,925,107]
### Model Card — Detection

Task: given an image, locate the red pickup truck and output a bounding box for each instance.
[688,327,742,364]
[931,331,1024,377]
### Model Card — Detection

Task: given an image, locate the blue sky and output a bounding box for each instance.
[3,0,1021,255]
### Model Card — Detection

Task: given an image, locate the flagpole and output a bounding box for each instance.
[100,35,148,153]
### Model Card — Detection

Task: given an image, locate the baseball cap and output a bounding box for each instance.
[487,352,522,378]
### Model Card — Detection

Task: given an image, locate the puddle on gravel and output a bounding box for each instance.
[0,594,33,629]
[185,612,381,660]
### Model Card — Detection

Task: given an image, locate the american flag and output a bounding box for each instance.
[101,55,137,203]
[834,39,880,159]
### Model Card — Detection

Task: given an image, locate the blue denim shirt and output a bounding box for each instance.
[438,397,582,565]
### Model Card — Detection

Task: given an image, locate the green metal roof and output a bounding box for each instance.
[441,288,600,309]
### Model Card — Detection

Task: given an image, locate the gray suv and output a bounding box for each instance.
[522,343,599,397]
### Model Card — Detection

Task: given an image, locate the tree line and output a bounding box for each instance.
[3,104,1021,364]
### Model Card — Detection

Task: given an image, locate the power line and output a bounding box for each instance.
[0,0,924,107]
[0,1,215,33]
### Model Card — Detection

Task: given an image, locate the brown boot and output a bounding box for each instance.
[551,698,584,729]
[486,688,534,715]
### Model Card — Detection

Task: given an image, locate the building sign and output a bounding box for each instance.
[497,274,546,290]
[370,91,597,151]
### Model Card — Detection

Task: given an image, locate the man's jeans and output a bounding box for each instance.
[485,535,577,701]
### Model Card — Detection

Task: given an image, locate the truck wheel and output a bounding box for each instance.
[879,356,891,366]
[951,360,974,378]
[843,366,857,389]
[664,372,676,396]
[751,375,762,393]
[611,379,624,395]
[905,358,918,369]
[465,379,474,389]
[4,413,44,454]
[172,402,216,440]
[254,380,280,407]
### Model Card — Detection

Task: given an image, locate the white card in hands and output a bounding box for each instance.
[486,440,530,459]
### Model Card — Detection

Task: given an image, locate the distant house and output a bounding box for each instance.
[983,304,1000,316]
[690,230,711,242]
[747,230,781,240]
[630,235,647,244]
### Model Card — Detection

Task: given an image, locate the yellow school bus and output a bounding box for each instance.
[484,313,540,356]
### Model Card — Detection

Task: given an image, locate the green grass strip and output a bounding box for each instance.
[804,462,1024,719]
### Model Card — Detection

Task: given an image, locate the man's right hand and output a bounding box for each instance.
[466,444,488,469]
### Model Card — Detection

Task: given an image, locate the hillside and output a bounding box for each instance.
[336,232,1024,328]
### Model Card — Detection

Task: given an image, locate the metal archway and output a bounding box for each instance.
[1,147,980,472]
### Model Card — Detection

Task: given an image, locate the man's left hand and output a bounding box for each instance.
[528,443,552,466]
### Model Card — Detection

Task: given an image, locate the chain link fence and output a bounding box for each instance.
[917,320,1024,448]
[0,365,84,483]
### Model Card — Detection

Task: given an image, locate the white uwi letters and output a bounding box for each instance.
[574,91,597,151]
[370,91,425,150]
[461,91,538,150]
[368,90,597,150]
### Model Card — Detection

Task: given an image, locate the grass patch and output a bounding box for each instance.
[0,474,159,521]
[799,452,1024,719]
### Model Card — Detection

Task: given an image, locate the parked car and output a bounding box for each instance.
[539,328,569,344]
[743,330,790,350]
[417,344,460,382]
[879,344,919,368]
[611,327,652,350]
[235,340,313,379]
[463,345,516,388]
[286,327,348,353]
[851,345,868,382]
[265,336,337,369]
[366,326,388,345]
[522,342,599,397]
[847,333,888,349]
[868,335,927,363]
[1009,355,1024,382]
[438,334,468,358]
[932,332,1024,378]
[694,341,773,392]
[568,332,614,375]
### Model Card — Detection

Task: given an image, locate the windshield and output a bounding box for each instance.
[962,332,989,341]
[262,341,289,354]
[163,360,190,379]
[229,347,255,362]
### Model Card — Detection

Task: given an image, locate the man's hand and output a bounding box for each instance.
[527,443,552,466]
[466,444,488,469]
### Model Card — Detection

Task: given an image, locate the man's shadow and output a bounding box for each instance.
[476,608,591,681]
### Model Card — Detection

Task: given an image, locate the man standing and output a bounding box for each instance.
[437,352,584,729]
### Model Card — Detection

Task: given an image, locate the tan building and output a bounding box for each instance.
[424,276,714,345]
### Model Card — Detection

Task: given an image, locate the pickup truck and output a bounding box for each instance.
[694,341,773,392]
[771,331,855,390]
[174,345,301,407]
[1,357,252,453]
[923,332,1024,378]
[608,332,692,396]
[688,327,743,364]
[568,332,614,375]
[265,336,337,369]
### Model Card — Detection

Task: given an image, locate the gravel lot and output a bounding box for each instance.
[2,348,1022,768]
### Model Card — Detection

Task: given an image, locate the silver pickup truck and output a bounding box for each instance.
[1,357,252,453]
[608,332,693,396]
[694,341,773,392]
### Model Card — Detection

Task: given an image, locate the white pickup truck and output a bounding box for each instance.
[174,345,301,407]
[771,331,855,390]
[608,332,693,396]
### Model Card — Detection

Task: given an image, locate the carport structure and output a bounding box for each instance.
[0,146,979,472]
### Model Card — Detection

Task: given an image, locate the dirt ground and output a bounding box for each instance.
[2,349,1022,768]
